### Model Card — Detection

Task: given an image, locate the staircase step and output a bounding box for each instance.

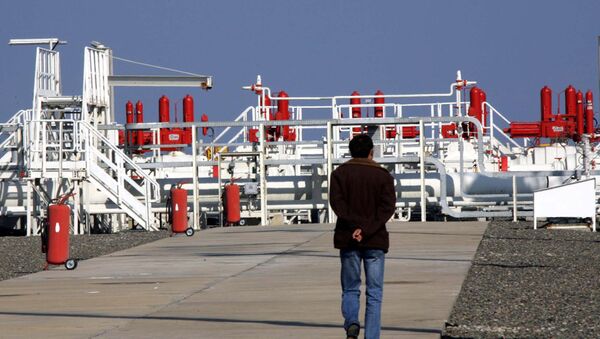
[89,162,158,231]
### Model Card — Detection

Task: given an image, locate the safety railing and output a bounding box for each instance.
[0,110,30,148]
[78,120,160,200]
[128,96,500,170]
[213,106,254,144]
[0,110,30,170]
[26,119,77,178]
[25,119,160,230]
[485,102,529,150]
[79,120,159,230]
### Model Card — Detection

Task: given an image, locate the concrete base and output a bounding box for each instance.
[0,221,485,338]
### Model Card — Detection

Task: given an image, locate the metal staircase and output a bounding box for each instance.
[78,121,160,230]
[0,44,164,234]
[23,118,160,232]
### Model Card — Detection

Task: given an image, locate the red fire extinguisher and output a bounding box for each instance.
[168,183,194,236]
[224,183,241,225]
[43,194,77,270]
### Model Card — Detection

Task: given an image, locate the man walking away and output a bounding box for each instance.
[329,134,396,339]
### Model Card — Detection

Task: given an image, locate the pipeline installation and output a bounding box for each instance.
[0,43,599,271]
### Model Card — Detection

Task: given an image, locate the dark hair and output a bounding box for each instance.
[349,134,373,158]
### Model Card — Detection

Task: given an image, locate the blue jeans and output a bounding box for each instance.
[340,249,385,339]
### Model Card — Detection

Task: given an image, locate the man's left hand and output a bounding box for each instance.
[352,228,362,242]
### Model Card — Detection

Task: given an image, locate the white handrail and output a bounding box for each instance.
[213,106,253,143]
[78,121,160,200]
[485,102,529,150]
[484,102,512,125]
[493,125,523,148]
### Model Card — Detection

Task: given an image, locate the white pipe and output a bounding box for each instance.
[250,78,476,103]
[259,124,268,225]
[74,180,80,235]
[267,203,327,210]
[456,87,462,116]
[488,102,495,143]
[419,120,426,222]
[327,121,334,223]
[26,180,32,236]
[217,153,222,227]
[192,127,199,230]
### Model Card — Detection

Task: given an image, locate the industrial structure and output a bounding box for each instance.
[1,39,599,236]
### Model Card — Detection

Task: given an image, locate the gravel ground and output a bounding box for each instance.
[0,230,170,281]
[443,220,600,338]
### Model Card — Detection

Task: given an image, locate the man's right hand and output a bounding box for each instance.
[352,228,363,242]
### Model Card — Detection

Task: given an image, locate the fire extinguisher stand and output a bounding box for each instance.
[168,182,194,236]
[43,194,77,270]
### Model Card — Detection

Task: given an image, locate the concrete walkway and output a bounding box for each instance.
[0,221,485,338]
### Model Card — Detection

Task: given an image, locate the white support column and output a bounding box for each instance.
[455,71,463,117]
[120,214,126,234]
[83,181,90,234]
[327,122,335,224]
[490,103,495,142]
[419,120,426,222]
[259,124,268,225]
[192,127,199,230]
[26,180,32,236]
[73,180,79,235]
[512,175,518,222]
[217,153,223,227]
[145,181,151,231]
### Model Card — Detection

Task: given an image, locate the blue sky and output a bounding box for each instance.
[1,1,599,124]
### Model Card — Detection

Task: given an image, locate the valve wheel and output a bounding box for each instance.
[65,259,78,270]
[185,227,195,237]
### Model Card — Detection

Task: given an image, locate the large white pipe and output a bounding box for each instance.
[246,76,476,103]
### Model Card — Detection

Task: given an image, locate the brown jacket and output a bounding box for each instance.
[330,158,396,252]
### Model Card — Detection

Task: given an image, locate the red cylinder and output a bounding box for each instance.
[224,184,241,224]
[350,91,361,118]
[277,91,291,140]
[541,86,553,122]
[499,155,509,172]
[277,91,289,117]
[479,89,488,128]
[468,87,483,123]
[47,203,70,265]
[576,90,584,136]
[201,113,209,136]
[182,95,194,144]
[351,91,361,134]
[170,187,188,233]
[159,95,170,123]
[126,101,134,124]
[374,90,384,118]
[565,85,577,119]
[183,95,194,123]
[126,101,134,145]
[135,100,144,147]
[272,111,282,140]
[586,90,595,134]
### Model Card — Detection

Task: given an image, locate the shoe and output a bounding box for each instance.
[346,323,360,339]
